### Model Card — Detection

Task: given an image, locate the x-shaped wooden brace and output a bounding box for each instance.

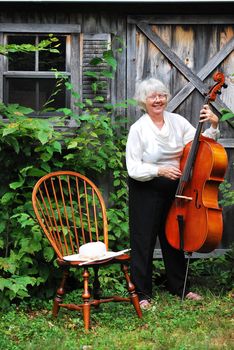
[137,22,234,117]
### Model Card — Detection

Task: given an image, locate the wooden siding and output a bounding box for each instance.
[0,4,233,250]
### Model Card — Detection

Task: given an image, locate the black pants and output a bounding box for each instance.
[129,176,189,301]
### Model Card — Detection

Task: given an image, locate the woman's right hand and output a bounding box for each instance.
[158,166,182,180]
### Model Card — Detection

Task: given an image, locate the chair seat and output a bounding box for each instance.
[63,249,130,263]
[57,252,131,266]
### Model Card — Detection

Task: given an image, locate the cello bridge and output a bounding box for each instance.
[175,195,193,201]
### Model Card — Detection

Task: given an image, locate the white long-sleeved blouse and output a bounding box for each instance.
[126,111,220,182]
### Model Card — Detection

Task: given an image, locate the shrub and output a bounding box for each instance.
[0,39,135,307]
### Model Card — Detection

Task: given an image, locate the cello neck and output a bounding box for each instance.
[176,121,202,195]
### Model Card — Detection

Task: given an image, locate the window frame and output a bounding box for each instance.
[0,23,81,117]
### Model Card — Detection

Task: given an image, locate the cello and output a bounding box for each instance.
[165,72,228,255]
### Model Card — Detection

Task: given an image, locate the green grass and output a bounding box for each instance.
[0,286,233,350]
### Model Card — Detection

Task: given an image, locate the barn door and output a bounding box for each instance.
[127,15,234,252]
[127,16,234,129]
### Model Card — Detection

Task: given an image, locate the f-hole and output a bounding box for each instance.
[194,189,201,209]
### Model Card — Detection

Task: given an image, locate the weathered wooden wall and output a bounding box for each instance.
[0,2,233,251]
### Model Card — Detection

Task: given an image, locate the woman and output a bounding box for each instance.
[126,78,220,309]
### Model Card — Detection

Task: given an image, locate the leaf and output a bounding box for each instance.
[67,140,78,149]
[100,70,114,79]
[37,130,49,145]
[103,50,117,70]
[104,103,113,110]
[89,57,103,65]
[0,238,4,248]
[1,192,15,204]
[43,247,55,262]
[65,82,73,90]
[94,96,105,102]
[0,219,7,235]
[85,99,93,106]
[0,277,13,291]
[2,127,18,137]
[9,177,25,190]
[49,49,60,54]
[20,165,33,176]
[7,136,20,153]
[52,141,62,153]
[220,112,234,121]
[27,168,47,177]
[84,71,98,79]
[74,101,85,109]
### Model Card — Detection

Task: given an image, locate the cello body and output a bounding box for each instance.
[165,135,228,253]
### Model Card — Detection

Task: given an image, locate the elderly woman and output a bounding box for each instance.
[126,78,219,309]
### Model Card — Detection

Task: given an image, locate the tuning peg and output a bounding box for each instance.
[223,83,228,89]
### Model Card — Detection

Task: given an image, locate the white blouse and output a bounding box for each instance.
[126,111,220,182]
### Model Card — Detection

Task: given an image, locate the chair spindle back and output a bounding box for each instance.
[32,171,108,259]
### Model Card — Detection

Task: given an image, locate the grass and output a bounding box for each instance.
[0,283,233,350]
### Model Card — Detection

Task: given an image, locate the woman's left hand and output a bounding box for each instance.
[199,104,219,129]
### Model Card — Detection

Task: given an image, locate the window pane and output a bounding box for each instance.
[39,35,66,71]
[39,79,66,110]
[7,78,36,109]
[8,35,35,71]
[6,78,66,112]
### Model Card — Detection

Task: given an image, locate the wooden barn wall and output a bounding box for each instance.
[0,6,128,111]
[0,3,233,251]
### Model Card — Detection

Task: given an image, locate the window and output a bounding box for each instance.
[4,34,69,114]
[0,24,80,117]
[0,24,111,117]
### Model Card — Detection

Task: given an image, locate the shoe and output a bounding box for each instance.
[139,299,151,310]
[185,292,203,301]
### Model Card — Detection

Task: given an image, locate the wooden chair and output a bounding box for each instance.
[32,170,142,329]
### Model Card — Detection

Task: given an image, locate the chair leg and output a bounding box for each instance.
[53,269,69,317]
[82,268,91,330]
[93,266,101,301]
[121,264,142,318]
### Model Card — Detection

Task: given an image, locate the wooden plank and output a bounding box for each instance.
[219,138,234,148]
[0,33,4,101]
[127,22,137,123]
[128,15,234,25]
[70,34,80,115]
[153,248,229,259]
[84,34,110,41]
[137,22,232,113]
[0,23,81,33]
[111,16,127,120]
[4,72,70,78]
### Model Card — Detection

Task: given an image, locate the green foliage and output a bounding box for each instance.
[219,180,234,207]
[0,34,60,56]
[219,80,234,206]
[189,245,234,291]
[0,36,135,307]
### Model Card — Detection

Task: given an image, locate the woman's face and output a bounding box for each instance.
[145,92,167,117]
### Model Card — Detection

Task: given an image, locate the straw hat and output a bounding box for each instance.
[79,241,106,260]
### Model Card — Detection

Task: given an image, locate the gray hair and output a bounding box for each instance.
[134,78,170,111]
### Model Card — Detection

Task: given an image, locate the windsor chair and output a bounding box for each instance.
[32,170,142,330]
